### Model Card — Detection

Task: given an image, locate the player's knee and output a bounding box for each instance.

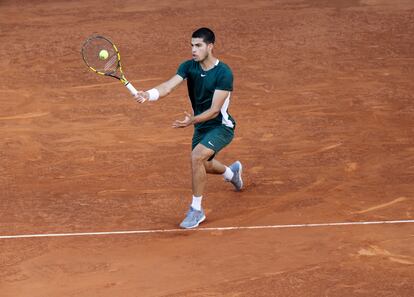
[191,150,205,164]
[191,147,211,164]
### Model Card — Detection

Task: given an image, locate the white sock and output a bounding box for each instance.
[223,166,234,181]
[191,195,203,211]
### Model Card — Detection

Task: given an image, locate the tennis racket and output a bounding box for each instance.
[81,34,138,96]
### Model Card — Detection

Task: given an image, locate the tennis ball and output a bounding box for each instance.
[99,49,109,60]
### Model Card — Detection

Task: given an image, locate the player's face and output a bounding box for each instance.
[191,38,212,62]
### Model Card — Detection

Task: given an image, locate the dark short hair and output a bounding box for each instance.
[192,27,215,44]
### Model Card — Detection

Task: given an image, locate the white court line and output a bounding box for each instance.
[1,220,413,240]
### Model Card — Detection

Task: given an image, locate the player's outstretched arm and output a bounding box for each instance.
[136,74,183,103]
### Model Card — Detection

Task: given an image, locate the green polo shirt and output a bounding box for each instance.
[177,59,235,130]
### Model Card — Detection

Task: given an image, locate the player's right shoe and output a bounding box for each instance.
[229,161,243,191]
[179,207,206,229]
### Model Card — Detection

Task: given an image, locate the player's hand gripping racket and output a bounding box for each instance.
[81,35,138,96]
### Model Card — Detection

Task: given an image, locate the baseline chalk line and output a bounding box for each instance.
[1,220,413,240]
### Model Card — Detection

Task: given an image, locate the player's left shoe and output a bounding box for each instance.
[228,161,243,191]
[180,207,206,229]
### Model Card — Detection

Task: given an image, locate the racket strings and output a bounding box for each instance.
[104,55,118,72]
[81,36,119,75]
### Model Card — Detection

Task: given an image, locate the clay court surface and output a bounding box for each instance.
[1,0,414,296]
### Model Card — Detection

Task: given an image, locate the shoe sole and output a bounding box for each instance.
[180,215,206,229]
[235,161,243,191]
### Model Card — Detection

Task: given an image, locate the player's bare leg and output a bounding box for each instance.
[180,144,212,229]
[204,159,226,175]
[191,144,214,196]
[180,144,243,229]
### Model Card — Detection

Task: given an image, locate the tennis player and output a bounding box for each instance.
[135,27,243,229]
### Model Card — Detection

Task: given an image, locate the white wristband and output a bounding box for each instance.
[147,88,160,101]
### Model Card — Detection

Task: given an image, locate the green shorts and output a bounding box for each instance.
[192,125,234,160]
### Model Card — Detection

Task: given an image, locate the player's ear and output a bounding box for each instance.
[208,42,214,52]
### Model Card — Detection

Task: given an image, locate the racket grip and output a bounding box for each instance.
[125,81,138,96]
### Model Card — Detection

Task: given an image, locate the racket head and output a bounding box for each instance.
[81,35,124,80]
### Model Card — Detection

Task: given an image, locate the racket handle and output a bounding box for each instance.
[125,81,138,96]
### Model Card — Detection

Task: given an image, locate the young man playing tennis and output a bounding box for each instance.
[136,27,243,229]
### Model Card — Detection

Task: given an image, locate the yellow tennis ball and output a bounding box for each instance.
[99,49,109,60]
